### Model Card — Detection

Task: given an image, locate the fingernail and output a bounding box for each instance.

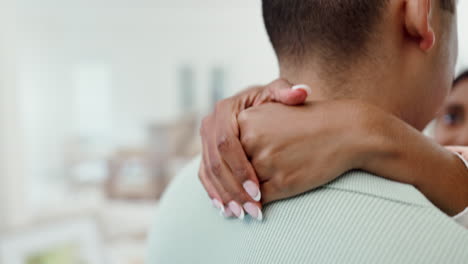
[222,207,234,218]
[243,202,263,221]
[212,199,225,214]
[228,201,245,220]
[243,180,261,202]
[292,84,312,97]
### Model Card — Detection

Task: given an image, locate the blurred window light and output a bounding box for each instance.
[178,65,195,112]
[211,66,226,106]
[72,62,113,144]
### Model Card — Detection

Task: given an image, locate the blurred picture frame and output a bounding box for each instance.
[0,217,105,264]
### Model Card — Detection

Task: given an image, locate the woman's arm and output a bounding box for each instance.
[356,110,468,216]
[236,101,468,216]
[199,81,468,220]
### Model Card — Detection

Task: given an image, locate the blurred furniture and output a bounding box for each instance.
[106,149,163,200]
[148,113,200,158]
[148,113,200,179]
[105,113,200,201]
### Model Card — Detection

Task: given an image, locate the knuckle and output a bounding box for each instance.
[240,131,254,145]
[237,111,249,124]
[246,84,263,91]
[268,78,288,92]
[271,179,282,192]
[272,176,290,194]
[216,189,230,202]
[216,135,231,153]
[210,162,222,177]
[230,188,247,201]
[256,149,270,163]
[233,167,249,180]
[241,131,261,148]
[275,78,291,87]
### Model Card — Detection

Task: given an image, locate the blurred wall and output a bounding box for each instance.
[15,0,278,148]
[2,0,280,230]
[0,2,25,231]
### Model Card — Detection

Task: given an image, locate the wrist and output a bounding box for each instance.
[339,101,468,216]
[334,101,385,170]
[350,104,404,174]
[415,150,468,216]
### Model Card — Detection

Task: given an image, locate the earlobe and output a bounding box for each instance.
[404,0,435,52]
[420,28,435,51]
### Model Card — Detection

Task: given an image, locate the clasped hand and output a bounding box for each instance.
[198,79,378,220]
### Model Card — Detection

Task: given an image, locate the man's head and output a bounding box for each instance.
[263,0,458,130]
[263,0,389,68]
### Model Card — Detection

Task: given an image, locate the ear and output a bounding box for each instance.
[404,0,435,52]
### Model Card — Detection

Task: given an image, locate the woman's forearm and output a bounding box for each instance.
[359,113,468,216]
[414,149,468,216]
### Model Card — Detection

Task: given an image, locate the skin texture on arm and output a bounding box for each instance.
[237,101,468,216]
[200,82,468,219]
[360,111,468,216]
[199,83,468,219]
[237,101,369,204]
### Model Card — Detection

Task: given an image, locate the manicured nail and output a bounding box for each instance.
[228,201,245,220]
[243,180,261,202]
[212,199,225,214]
[292,84,312,97]
[223,207,234,218]
[243,202,263,221]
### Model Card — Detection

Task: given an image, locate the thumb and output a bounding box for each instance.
[446,146,468,159]
[265,79,311,106]
[446,146,467,155]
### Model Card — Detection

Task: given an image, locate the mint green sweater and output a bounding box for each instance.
[147,157,468,264]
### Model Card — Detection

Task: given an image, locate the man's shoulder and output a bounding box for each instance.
[156,156,206,214]
[148,158,468,264]
[159,158,456,228]
[159,158,453,227]
[325,170,434,207]
[165,159,433,210]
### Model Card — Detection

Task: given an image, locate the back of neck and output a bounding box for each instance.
[279,61,426,131]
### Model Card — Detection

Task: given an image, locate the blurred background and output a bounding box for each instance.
[1,1,468,264]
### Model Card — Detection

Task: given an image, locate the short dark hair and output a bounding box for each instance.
[441,0,456,12]
[263,0,455,66]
